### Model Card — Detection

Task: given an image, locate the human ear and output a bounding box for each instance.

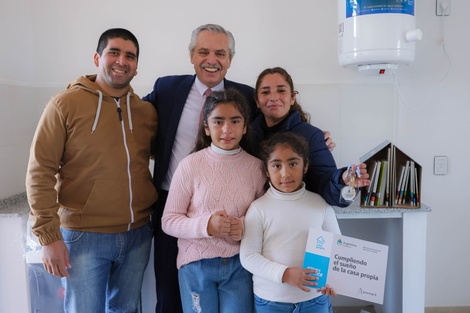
[303,160,309,174]
[93,52,100,68]
[291,91,297,105]
[204,123,211,136]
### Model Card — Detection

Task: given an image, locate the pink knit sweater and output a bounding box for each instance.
[162,147,266,269]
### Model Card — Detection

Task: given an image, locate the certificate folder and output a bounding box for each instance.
[302,228,389,304]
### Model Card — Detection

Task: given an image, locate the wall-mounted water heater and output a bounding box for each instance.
[338,0,422,75]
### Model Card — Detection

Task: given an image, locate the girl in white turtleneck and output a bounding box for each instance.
[240,131,340,313]
[162,88,266,313]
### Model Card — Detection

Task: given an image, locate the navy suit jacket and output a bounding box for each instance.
[143,75,256,191]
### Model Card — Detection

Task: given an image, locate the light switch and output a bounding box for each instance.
[434,156,448,175]
[436,0,451,16]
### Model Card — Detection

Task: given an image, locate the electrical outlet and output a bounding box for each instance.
[436,0,451,16]
[434,156,448,175]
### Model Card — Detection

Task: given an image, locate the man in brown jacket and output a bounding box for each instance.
[26,28,157,313]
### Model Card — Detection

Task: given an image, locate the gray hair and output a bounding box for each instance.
[188,24,235,60]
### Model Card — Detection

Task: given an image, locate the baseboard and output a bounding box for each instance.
[334,306,470,313]
[425,307,470,313]
[334,306,376,313]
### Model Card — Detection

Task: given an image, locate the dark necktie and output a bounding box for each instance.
[200,88,212,127]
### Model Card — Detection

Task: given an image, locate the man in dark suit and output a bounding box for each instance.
[143,24,255,313]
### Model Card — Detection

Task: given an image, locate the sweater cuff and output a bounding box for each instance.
[36,227,63,246]
[278,264,289,284]
[334,167,348,187]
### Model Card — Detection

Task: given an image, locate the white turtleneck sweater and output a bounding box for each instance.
[240,183,341,304]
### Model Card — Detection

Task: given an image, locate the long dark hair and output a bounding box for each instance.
[255,67,310,123]
[193,88,253,153]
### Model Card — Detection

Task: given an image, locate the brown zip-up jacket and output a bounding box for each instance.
[26,75,158,246]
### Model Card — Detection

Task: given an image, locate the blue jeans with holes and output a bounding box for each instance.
[60,221,153,313]
[178,255,253,313]
[254,294,333,313]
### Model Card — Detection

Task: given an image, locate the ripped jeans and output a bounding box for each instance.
[178,255,253,313]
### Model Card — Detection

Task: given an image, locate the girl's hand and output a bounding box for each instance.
[317,284,336,296]
[228,217,243,241]
[207,210,230,237]
[282,267,318,292]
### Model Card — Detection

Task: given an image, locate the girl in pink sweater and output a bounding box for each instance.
[162,88,266,312]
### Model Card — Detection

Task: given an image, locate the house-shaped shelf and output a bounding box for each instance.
[359,140,422,208]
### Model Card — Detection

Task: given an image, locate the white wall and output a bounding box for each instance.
[395,1,469,307]
[1,0,469,309]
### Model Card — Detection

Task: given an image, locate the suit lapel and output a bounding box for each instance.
[161,75,195,147]
[168,75,196,131]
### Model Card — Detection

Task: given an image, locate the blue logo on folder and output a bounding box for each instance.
[302,252,330,288]
[315,236,326,250]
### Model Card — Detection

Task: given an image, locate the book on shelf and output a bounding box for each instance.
[395,165,405,205]
[414,167,420,206]
[396,161,410,205]
[363,160,379,206]
[377,160,388,206]
[401,162,411,204]
[384,147,391,206]
[360,140,421,208]
[409,161,415,206]
[369,161,381,206]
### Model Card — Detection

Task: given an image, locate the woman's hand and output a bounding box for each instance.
[324,131,336,152]
[342,163,370,188]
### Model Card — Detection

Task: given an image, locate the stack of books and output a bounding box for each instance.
[360,140,421,208]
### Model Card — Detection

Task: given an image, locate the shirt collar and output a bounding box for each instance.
[195,77,224,97]
[210,143,242,155]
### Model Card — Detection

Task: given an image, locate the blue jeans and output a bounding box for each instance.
[60,221,153,313]
[254,294,332,313]
[178,255,253,313]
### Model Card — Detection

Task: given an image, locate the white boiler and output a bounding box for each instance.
[338,0,422,70]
